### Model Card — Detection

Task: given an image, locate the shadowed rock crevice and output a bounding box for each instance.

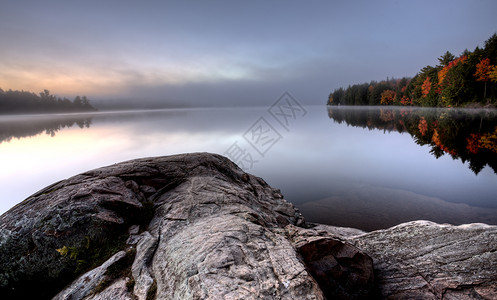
[298,238,376,300]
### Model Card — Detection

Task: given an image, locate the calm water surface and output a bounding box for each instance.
[1,106,496,231]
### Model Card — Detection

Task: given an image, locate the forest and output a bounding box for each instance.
[0,89,97,114]
[328,33,497,107]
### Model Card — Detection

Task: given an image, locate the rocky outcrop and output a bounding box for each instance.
[350,221,497,299]
[0,153,374,299]
[0,152,496,299]
[292,222,497,299]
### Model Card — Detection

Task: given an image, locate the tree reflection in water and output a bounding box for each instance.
[327,106,497,174]
[0,114,93,144]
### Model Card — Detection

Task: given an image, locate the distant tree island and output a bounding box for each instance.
[0,88,97,114]
[328,33,497,107]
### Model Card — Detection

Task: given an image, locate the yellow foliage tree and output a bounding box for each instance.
[489,65,497,83]
[479,127,497,153]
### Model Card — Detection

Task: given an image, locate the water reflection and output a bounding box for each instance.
[327,106,497,174]
[1,107,496,231]
[298,183,497,231]
[0,114,93,144]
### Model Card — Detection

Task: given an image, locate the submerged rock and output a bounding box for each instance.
[0,153,495,299]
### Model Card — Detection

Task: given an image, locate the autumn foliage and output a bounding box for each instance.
[466,133,481,154]
[421,77,432,98]
[474,58,495,99]
[490,66,497,83]
[439,55,467,85]
[328,33,497,106]
[380,90,396,105]
[474,58,492,82]
[480,127,497,153]
[418,117,428,136]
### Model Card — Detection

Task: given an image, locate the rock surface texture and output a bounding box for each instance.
[294,222,497,299]
[350,221,497,299]
[0,153,374,299]
[0,153,496,299]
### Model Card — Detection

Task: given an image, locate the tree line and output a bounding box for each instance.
[328,33,497,107]
[0,88,97,114]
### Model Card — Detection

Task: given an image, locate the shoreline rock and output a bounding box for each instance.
[296,221,497,299]
[0,153,496,299]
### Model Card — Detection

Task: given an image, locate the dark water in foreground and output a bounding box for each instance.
[1,106,496,231]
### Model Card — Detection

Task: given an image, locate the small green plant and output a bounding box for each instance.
[55,245,79,259]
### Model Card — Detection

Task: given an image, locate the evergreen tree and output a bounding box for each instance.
[438,51,455,67]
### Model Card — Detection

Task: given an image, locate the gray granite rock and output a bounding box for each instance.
[298,221,497,299]
[52,250,129,300]
[0,153,332,299]
[1,153,495,300]
[350,221,497,299]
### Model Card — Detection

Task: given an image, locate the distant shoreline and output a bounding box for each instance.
[0,88,97,115]
[326,102,497,109]
[327,33,497,107]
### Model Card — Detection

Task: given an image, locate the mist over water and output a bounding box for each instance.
[1,106,496,231]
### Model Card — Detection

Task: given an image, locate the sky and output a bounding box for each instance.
[1,0,497,107]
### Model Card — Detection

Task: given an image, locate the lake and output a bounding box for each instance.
[1,104,496,231]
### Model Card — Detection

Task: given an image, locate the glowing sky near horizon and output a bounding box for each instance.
[1,0,497,106]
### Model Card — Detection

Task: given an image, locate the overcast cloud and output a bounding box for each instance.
[1,0,497,107]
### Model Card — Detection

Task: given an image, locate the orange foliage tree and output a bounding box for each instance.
[474,58,493,99]
[421,77,432,98]
[380,90,396,105]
